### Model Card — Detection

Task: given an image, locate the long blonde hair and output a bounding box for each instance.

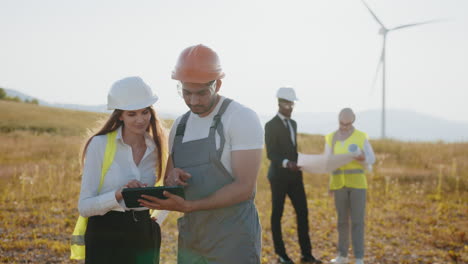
[81,107,167,183]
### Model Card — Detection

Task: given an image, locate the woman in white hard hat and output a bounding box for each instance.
[325,108,375,264]
[78,76,167,264]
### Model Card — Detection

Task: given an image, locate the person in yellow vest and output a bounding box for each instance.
[77,76,167,264]
[325,108,375,264]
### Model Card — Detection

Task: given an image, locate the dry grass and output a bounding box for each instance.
[0,101,467,263]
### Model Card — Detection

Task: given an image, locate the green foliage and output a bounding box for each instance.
[0,94,23,102]
[7,96,21,102]
[0,88,6,99]
[22,98,39,104]
[0,89,39,104]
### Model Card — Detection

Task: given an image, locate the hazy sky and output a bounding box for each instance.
[1,0,467,122]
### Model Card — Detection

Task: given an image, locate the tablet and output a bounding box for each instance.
[122,186,185,208]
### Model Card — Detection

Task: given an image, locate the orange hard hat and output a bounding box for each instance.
[172,44,225,83]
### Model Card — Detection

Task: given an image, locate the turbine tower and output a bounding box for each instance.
[361,0,438,139]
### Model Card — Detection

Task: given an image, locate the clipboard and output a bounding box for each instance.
[122,186,185,208]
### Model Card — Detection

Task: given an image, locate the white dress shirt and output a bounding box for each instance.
[78,126,158,217]
[277,112,296,168]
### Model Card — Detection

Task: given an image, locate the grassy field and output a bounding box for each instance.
[0,100,467,263]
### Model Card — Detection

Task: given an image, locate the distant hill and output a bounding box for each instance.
[5,88,110,113]
[260,111,468,143]
[4,88,468,142]
[4,88,179,119]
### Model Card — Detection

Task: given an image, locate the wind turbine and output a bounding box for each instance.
[361,0,439,139]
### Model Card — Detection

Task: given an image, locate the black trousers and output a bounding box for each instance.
[85,210,161,264]
[269,174,312,257]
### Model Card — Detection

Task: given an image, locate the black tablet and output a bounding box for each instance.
[122,186,185,208]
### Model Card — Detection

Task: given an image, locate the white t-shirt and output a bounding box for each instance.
[169,96,264,175]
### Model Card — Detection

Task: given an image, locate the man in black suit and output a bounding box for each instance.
[265,87,322,264]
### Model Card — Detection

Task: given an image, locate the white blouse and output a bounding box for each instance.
[78,126,158,217]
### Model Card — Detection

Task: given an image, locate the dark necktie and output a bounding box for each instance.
[284,119,295,145]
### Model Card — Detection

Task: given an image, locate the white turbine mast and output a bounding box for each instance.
[361,0,439,139]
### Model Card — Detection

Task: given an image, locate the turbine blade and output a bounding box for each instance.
[390,19,443,31]
[370,47,384,95]
[361,0,385,28]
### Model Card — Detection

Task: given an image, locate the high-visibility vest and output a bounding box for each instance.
[325,129,368,190]
[70,130,118,260]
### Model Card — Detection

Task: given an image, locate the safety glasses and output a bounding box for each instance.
[176,80,217,99]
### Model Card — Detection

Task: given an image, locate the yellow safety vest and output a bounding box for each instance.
[325,129,368,190]
[70,130,168,260]
[70,130,118,260]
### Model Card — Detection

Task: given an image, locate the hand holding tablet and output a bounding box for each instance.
[122,186,185,208]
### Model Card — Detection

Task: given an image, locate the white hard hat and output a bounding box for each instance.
[276,87,298,102]
[107,76,159,110]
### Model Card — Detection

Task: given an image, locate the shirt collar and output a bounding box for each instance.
[116,126,124,142]
[144,133,156,151]
[116,126,156,151]
[277,112,289,121]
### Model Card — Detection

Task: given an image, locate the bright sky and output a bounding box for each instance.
[1,0,467,122]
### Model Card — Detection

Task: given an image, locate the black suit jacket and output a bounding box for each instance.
[265,115,302,180]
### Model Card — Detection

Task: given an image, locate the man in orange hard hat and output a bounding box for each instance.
[140,44,264,263]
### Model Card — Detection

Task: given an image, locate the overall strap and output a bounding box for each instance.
[98,130,118,193]
[173,111,191,150]
[209,98,233,158]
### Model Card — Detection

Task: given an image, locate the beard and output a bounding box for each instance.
[188,95,218,116]
[280,108,292,118]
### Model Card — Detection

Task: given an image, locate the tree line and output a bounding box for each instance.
[0,87,39,104]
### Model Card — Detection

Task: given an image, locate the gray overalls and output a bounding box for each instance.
[172,99,261,264]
